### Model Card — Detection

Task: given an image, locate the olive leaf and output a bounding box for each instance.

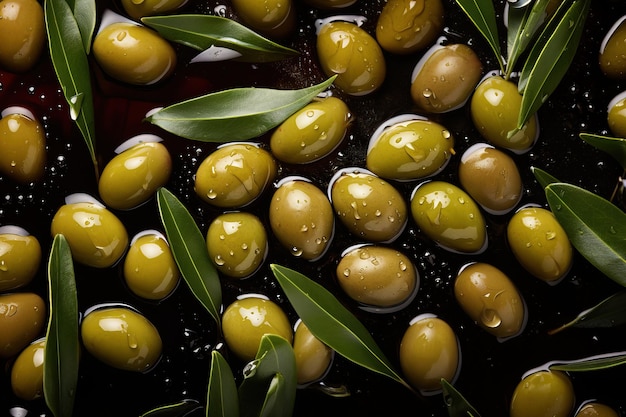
[139,399,202,417]
[441,379,482,417]
[207,351,239,417]
[65,0,96,53]
[580,133,626,170]
[549,351,626,372]
[530,166,561,189]
[549,291,626,335]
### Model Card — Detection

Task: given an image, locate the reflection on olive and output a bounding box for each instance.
[121,0,188,20]
[575,402,619,417]
[0,108,46,183]
[0,226,41,292]
[293,320,333,385]
[0,0,45,72]
[510,370,575,417]
[232,0,296,38]
[0,292,45,358]
[10,337,45,400]
[600,16,626,79]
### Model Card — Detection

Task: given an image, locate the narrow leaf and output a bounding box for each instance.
[549,291,626,334]
[139,399,202,417]
[580,133,626,170]
[530,166,561,189]
[441,379,482,417]
[549,351,626,372]
[260,374,289,417]
[66,0,96,53]
[207,351,239,417]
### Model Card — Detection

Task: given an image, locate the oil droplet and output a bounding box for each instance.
[214,255,225,266]
[127,333,138,349]
[480,309,502,328]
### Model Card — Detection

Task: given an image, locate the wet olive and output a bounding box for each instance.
[376,0,445,55]
[270,96,352,164]
[293,320,333,385]
[0,292,45,358]
[206,212,268,279]
[0,107,46,183]
[507,206,573,284]
[194,143,277,208]
[222,295,293,361]
[575,402,619,417]
[510,370,575,417]
[316,19,386,96]
[10,337,45,400]
[81,305,162,372]
[410,181,487,254]
[0,226,41,292]
[607,90,626,138]
[121,0,188,20]
[0,0,45,72]
[231,0,296,39]
[366,115,455,181]
[302,0,356,9]
[600,16,626,79]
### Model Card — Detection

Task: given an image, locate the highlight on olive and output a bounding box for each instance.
[607,90,626,138]
[0,106,46,184]
[0,225,42,292]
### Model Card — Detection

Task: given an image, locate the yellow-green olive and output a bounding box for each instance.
[410,181,487,254]
[123,230,179,300]
[454,262,526,339]
[366,115,455,181]
[270,96,352,164]
[10,337,45,400]
[194,143,277,208]
[470,75,538,153]
[0,108,46,183]
[600,16,626,79]
[93,22,176,85]
[231,0,296,39]
[121,0,188,20]
[302,0,356,9]
[399,314,459,393]
[376,0,445,55]
[316,20,386,96]
[0,0,45,72]
[0,292,45,358]
[293,320,333,385]
[575,402,619,417]
[206,212,268,279]
[607,91,626,138]
[269,178,334,261]
[510,370,575,417]
[458,143,522,215]
[0,226,41,292]
[507,206,573,283]
[222,295,293,361]
[81,305,162,372]
[411,42,483,113]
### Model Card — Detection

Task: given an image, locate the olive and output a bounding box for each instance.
[270,96,352,164]
[301,0,356,9]
[0,107,46,183]
[81,304,162,372]
[366,114,455,181]
[121,0,188,20]
[454,262,526,340]
[231,0,296,39]
[336,244,418,311]
[458,143,522,215]
[600,16,626,79]
[316,19,386,96]
[470,74,538,153]
[194,142,277,208]
[50,194,129,268]
[123,230,180,300]
[510,370,575,417]
[399,314,460,394]
[206,212,268,279]
[98,135,172,210]
[410,42,483,113]
[0,226,41,292]
[607,90,626,138]
[222,295,293,361]
[293,319,333,385]
[328,168,407,243]
[0,292,45,358]
[507,206,573,284]
[269,177,334,261]
[10,337,45,400]
[0,0,45,72]
[410,181,487,254]
[575,402,619,417]
[376,0,445,55]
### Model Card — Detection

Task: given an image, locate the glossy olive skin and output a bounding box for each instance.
[376,0,445,55]
[10,338,45,400]
[121,0,187,20]
[410,181,487,253]
[293,320,333,385]
[454,262,525,339]
[270,97,352,164]
[81,306,162,372]
[0,230,41,292]
[575,402,619,417]
[607,93,626,138]
[206,212,268,279]
[510,370,575,417]
[507,206,573,283]
[0,292,45,358]
[231,0,296,39]
[93,22,176,85]
[0,0,45,72]
[317,21,386,96]
[411,43,483,113]
[195,143,277,208]
[222,296,293,361]
[302,0,356,9]
[0,111,46,183]
[600,18,626,79]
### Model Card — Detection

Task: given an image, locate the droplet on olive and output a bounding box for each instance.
[10,337,45,401]
[510,369,575,417]
[0,225,41,292]
[575,402,619,417]
[0,292,46,358]
[293,319,333,386]
[607,90,626,138]
[0,107,46,183]
[231,0,296,38]
[121,0,188,20]
[600,15,626,79]
[0,0,45,72]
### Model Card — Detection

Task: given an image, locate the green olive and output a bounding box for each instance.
[0,226,41,292]
[316,20,386,96]
[470,75,538,153]
[121,0,188,20]
[81,305,162,372]
[0,0,45,72]
[454,262,526,339]
[411,43,483,113]
[194,143,277,208]
[376,0,445,55]
[607,91,626,138]
[0,108,46,183]
[575,402,619,417]
[410,181,487,254]
[270,96,352,164]
[231,0,296,39]
[206,212,268,279]
[507,206,572,283]
[123,230,179,300]
[0,292,45,358]
[293,320,333,385]
[222,295,293,361]
[366,115,455,181]
[10,337,45,400]
[510,370,575,417]
[600,17,626,79]
[302,0,356,9]
[93,21,176,85]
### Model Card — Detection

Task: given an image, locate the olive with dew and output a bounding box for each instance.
[0,0,45,72]
[0,226,41,292]
[0,107,46,183]
[0,292,45,358]
[293,320,333,386]
[10,337,45,401]
[121,0,188,20]
[575,402,620,417]
[600,15,626,79]
[510,369,575,417]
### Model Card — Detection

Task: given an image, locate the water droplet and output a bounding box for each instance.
[480,309,502,328]
[214,255,225,266]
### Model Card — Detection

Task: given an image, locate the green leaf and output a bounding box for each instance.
[207,351,239,417]
[270,264,412,391]
[157,187,222,326]
[549,291,626,335]
[139,399,202,417]
[580,133,626,170]
[545,183,626,286]
[141,14,298,63]
[44,234,80,417]
[146,76,336,142]
[530,166,561,189]
[549,352,626,372]
[441,379,481,417]
[260,374,290,417]
[66,0,96,53]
